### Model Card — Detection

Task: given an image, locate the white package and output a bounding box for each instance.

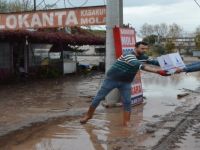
[157,52,185,74]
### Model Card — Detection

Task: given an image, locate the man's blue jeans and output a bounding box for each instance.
[184,62,200,72]
[91,78,132,112]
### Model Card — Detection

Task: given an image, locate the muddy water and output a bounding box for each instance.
[142,72,200,122]
[2,105,146,150]
[1,72,200,150]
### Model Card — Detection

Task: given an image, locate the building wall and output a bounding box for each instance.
[77,45,105,65]
[78,45,105,55]
[161,37,197,53]
[77,56,104,65]
[193,51,200,57]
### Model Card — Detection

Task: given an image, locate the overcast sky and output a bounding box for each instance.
[42,0,200,33]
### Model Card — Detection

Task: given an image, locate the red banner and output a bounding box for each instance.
[0,5,106,30]
[113,27,136,58]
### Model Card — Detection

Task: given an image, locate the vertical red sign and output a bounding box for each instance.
[113,27,136,58]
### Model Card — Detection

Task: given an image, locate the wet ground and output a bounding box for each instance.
[0,71,200,150]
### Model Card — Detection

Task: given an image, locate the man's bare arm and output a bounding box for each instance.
[141,65,159,73]
[141,65,169,76]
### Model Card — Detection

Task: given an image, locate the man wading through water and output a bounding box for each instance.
[80,41,169,127]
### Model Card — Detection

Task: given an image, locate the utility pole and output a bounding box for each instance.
[105,0,123,106]
[34,0,36,11]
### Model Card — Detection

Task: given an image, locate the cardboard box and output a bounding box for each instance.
[157,53,185,74]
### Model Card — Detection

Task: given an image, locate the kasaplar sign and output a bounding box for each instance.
[0,5,106,30]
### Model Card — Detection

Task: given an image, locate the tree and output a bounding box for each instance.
[143,35,158,45]
[167,23,183,38]
[8,0,33,12]
[165,40,176,53]
[140,23,183,40]
[154,23,168,38]
[140,23,154,37]
[0,0,8,12]
[0,0,34,12]
[195,34,200,50]
[195,26,200,50]
[148,44,166,56]
[196,26,200,34]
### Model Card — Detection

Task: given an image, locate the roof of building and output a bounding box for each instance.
[0,29,105,46]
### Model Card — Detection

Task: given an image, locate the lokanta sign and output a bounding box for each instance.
[0,5,106,30]
[113,27,143,106]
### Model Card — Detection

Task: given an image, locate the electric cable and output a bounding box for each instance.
[43,0,61,8]
[103,0,106,5]
[36,0,45,8]
[194,0,200,8]
[67,0,89,7]
[64,0,67,8]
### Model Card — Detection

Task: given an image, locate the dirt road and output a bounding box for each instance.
[0,71,200,150]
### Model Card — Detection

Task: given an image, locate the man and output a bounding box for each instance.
[80,41,168,127]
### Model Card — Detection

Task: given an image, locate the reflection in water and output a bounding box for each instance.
[35,124,96,150]
[3,105,145,150]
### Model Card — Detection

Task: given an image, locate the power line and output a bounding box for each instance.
[67,0,89,7]
[43,0,61,9]
[103,0,106,5]
[194,0,200,8]
[36,0,45,8]
[34,0,36,10]
[64,0,67,8]
[37,0,105,10]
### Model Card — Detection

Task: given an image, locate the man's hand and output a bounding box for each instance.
[156,70,170,76]
[175,68,183,74]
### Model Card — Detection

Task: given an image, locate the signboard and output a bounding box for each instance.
[158,52,185,74]
[0,5,106,30]
[131,71,143,106]
[113,27,143,106]
[113,27,136,58]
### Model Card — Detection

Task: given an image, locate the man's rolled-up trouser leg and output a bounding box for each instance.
[91,78,117,108]
[184,62,200,73]
[119,82,132,126]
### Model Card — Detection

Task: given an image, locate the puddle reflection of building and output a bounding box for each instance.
[83,103,145,150]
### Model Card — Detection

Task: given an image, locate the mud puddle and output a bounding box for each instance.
[1,72,200,150]
[142,72,200,122]
[1,105,146,150]
[175,122,200,150]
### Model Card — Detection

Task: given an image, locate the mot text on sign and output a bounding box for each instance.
[0,5,106,30]
[113,27,143,106]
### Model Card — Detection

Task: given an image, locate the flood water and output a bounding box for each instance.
[142,72,200,122]
[1,72,200,150]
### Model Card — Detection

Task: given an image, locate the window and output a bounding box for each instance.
[63,51,76,61]
[30,44,52,66]
[0,43,10,69]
